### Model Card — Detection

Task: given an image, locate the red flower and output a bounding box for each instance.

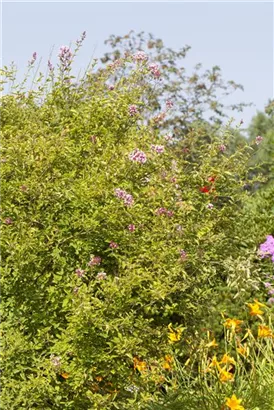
[200,186,210,193]
[208,176,216,183]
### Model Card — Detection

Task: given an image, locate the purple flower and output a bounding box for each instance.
[156,207,167,216]
[128,224,136,232]
[149,63,161,78]
[58,46,73,69]
[180,250,187,260]
[75,268,85,278]
[267,297,274,304]
[129,149,147,164]
[76,31,87,46]
[96,271,107,280]
[151,144,165,154]
[129,105,138,116]
[133,51,148,62]
[47,60,54,71]
[29,52,37,65]
[4,217,13,225]
[207,203,214,209]
[114,188,134,206]
[268,288,274,295]
[259,235,274,262]
[109,241,118,249]
[166,210,174,217]
[264,282,272,288]
[108,84,115,90]
[219,144,226,152]
[88,256,101,266]
[255,135,263,145]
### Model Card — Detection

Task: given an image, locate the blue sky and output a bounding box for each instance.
[2,1,273,126]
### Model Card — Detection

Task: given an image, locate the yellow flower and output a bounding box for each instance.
[133,357,147,373]
[168,323,183,343]
[205,338,218,348]
[237,344,248,357]
[219,367,234,382]
[258,324,273,338]
[224,318,243,332]
[225,394,245,410]
[162,355,173,371]
[247,300,266,316]
[60,372,69,379]
[220,353,236,366]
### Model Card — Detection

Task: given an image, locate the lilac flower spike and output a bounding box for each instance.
[259,235,274,262]
[129,149,147,164]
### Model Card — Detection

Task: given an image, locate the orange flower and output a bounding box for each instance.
[258,324,273,338]
[225,394,245,410]
[162,355,173,371]
[133,357,147,373]
[247,300,266,316]
[237,344,248,357]
[60,372,69,379]
[224,318,243,332]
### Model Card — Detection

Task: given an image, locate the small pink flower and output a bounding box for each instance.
[133,51,148,62]
[151,144,165,154]
[4,217,13,225]
[156,207,167,215]
[129,105,138,116]
[108,84,114,90]
[129,149,147,164]
[149,63,161,78]
[109,241,118,249]
[166,210,174,217]
[180,250,187,260]
[128,224,136,232]
[88,256,101,266]
[219,144,226,152]
[255,135,263,145]
[171,177,177,183]
[114,188,134,206]
[166,100,173,109]
[75,268,85,278]
[207,203,214,209]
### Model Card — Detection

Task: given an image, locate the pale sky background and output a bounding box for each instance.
[2,1,273,128]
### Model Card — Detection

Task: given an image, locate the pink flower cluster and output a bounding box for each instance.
[156,208,174,217]
[88,256,102,266]
[58,46,73,69]
[128,224,136,232]
[109,241,119,249]
[151,144,165,154]
[219,144,226,152]
[129,105,138,116]
[75,268,85,278]
[133,51,148,62]
[149,63,161,78]
[115,188,134,206]
[255,135,263,145]
[129,149,147,164]
[179,249,187,260]
[166,100,173,109]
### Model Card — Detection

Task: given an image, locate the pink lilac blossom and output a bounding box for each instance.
[180,250,187,260]
[76,31,87,47]
[133,51,148,62]
[29,52,37,65]
[151,144,165,154]
[4,217,13,225]
[128,224,136,232]
[166,210,174,217]
[114,188,134,206]
[219,144,226,152]
[155,208,174,217]
[259,235,274,262]
[268,297,274,304]
[75,268,85,278]
[255,135,263,145]
[149,63,161,78]
[166,100,174,109]
[47,60,54,71]
[207,203,214,209]
[88,256,101,266]
[58,46,73,69]
[129,149,147,164]
[109,241,118,249]
[264,282,272,288]
[129,105,138,116]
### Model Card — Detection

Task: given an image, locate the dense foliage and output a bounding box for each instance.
[1,33,273,409]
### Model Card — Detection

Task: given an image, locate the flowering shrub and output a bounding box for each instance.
[1,33,273,409]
